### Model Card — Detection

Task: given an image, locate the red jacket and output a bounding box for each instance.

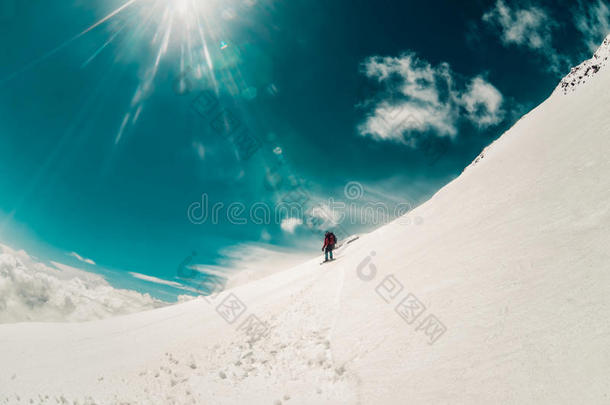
[323,233,336,249]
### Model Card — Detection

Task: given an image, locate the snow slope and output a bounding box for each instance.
[1,36,610,404]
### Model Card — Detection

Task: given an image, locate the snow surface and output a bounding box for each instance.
[1,36,610,404]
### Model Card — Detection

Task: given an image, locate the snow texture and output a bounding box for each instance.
[1,37,610,404]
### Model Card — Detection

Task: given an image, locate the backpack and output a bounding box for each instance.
[328,232,336,246]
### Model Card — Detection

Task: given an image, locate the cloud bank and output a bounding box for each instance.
[358,53,504,143]
[0,244,166,323]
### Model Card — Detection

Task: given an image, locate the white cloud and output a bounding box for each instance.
[460,76,505,127]
[191,243,312,290]
[574,0,610,53]
[128,272,185,288]
[51,261,107,285]
[360,101,456,142]
[483,0,553,49]
[358,53,504,143]
[68,251,96,265]
[0,246,166,323]
[280,217,303,234]
[177,294,197,303]
[482,0,568,74]
[362,54,442,104]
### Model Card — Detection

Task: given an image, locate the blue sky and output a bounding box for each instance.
[0,0,608,300]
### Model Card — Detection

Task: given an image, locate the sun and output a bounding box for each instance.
[172,0,191,16]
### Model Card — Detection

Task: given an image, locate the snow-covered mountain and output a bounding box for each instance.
[1,36,610,404]
[557,35,610,95]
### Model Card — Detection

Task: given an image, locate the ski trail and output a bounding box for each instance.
[328,263,346,342]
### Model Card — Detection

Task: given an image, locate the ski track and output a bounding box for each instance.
[0,258,361,405]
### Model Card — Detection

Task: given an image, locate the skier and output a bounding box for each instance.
[322,231,337,262]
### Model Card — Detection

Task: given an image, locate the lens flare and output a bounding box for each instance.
[3,0,258,154]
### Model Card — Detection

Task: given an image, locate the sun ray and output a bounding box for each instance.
[0,0,140,86]
[194,11,218,92]
[114,113,131,144]
[81,25,126,68]
[79,0,141,37]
